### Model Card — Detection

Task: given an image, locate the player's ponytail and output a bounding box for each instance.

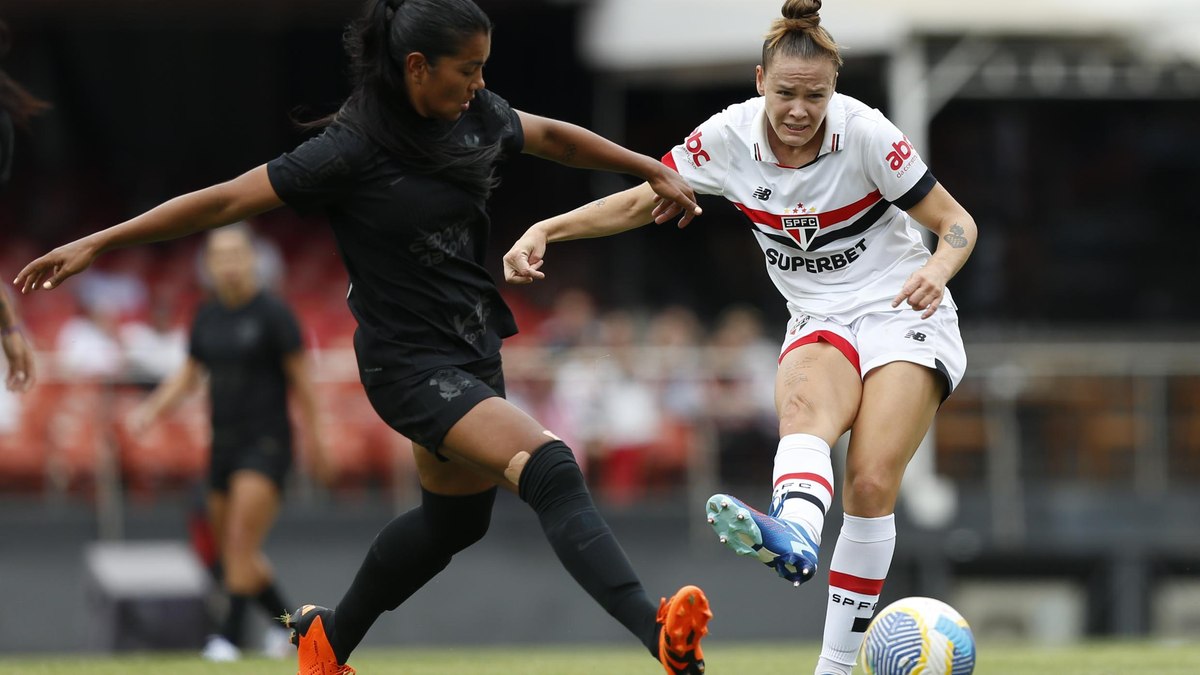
[0,20,51,128]
[762,0,843,71]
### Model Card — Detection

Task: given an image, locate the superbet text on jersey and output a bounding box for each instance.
[662,93,956,321]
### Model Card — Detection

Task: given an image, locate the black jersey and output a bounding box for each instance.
[0,111,13,190]
[188,292,303,446]
[266,89,524,385]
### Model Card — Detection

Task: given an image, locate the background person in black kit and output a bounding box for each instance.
[127,224,330,661]
[14,1,712,674]
[1,18,49,393]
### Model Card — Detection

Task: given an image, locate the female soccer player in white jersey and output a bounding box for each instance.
[504,1,976,673]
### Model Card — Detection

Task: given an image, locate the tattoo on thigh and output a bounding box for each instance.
[783,364,810,386]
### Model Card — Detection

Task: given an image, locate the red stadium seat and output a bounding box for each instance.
[44,382,106,494]
[112,390,209,498]
[299,381,413,495]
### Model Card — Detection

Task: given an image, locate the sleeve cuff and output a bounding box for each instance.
[891,169,936,211]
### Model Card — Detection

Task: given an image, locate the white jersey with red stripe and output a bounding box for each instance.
[662,92,954,320]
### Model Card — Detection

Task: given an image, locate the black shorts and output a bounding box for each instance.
[364,355,506,459]
[209,434,292,493]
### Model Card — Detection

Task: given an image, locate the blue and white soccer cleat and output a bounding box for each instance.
[706,493,819,586]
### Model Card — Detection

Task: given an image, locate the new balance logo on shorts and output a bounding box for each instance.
[904,330,927,342]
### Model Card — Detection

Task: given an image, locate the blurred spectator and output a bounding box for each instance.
[557,310,663,504]
[645,305,706,421]
[538,287,600,352]
[73,268,148,319]
[705,305,778,487]
[120,297,188,388]
[503,348,584,473]
[54,298,123,380]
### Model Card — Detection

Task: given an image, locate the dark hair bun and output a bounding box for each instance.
[783,0,821,20]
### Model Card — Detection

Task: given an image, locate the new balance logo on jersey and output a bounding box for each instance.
[904,330,927,342]
[885,136,916,172]
[685,129,711,167]
[752,186,772,200]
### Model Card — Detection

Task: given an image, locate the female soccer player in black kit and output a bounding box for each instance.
[14,1,712,673]
[129,224,327,661]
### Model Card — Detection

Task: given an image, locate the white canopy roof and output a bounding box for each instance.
[580,0,1200,72]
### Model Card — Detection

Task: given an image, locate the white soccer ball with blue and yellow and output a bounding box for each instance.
[860,596,976,675]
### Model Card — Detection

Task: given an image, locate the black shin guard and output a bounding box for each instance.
[519,441,658,654]
[330,487,496,661]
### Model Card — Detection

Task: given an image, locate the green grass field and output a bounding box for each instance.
[2,641,1199,675]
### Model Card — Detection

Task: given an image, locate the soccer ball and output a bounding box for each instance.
[860,596,976,675]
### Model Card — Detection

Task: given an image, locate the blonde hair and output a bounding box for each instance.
[762,0,842,70]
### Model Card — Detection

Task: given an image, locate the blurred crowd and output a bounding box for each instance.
[5,222,1198,505]
[0,224,789,503]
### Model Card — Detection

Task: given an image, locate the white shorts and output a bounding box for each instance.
[778,306,967,397]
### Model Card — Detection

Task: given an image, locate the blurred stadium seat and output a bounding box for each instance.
[303,381,413,494]
[111,388,208,498]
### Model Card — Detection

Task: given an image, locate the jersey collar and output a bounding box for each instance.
[751,93,847,165]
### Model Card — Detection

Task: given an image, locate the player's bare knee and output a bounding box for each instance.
[844,473,898,516]
[504,451,531,486]
[504,430,563,486]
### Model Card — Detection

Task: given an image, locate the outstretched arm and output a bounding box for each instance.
[517,111,701,228]
[0,286,35,392]
[893,182,978,319]
[504,182,659,285]
[14,165,282,293]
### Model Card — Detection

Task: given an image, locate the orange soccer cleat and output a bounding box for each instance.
[285,605,356,675]
[656,585,713,675]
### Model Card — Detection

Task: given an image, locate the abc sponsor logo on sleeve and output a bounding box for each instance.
[885,136,917,178]
[685,129,711,167]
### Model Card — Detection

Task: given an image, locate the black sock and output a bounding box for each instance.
[519,441,658,656]
[219,594,251,647]
[330,487,496,663]
[256,581,290,623]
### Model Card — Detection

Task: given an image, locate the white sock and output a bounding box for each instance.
[816,513,896,675]
[770,433,834,544]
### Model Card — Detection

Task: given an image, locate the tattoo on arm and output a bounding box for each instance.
[943,223,969,249]
[560,143,578,163]
[574,198,607,213]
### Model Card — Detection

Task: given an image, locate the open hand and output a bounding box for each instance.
[14,238,100,294]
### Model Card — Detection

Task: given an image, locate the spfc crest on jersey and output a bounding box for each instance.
[783,215,820,250]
